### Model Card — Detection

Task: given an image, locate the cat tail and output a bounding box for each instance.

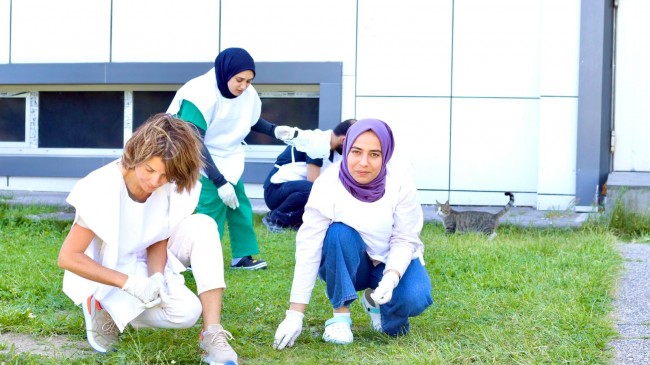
[495,192,515,218]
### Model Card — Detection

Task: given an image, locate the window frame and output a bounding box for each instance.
[0,92,32,148]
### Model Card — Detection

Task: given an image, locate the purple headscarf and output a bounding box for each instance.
[214,48,256,99]
[339,118,395,202]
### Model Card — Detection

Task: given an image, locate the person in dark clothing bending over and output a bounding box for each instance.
[262,119,356,233]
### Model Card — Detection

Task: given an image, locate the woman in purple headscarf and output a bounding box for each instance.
[273,119,433,349]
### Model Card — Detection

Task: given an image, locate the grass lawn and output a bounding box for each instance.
[0,202,623,364]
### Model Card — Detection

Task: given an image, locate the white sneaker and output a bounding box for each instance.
[322,316,353,345]
[361,289,382,331]
[82,296,118,353]
[200,324,238,365]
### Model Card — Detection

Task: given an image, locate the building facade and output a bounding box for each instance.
[0,0,642,211]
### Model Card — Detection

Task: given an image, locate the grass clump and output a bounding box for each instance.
[592,197,650,242]
[0,204,622,364]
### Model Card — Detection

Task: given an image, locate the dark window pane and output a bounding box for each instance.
[133,91,176,131]
[39,92,124,148]
[0,97,26,142]
[245,97,319,146]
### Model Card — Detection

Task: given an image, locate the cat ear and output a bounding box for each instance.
[436,200,441,204]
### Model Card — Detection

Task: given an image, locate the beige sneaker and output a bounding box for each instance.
[199,324,238,365]
[82,296,118,353]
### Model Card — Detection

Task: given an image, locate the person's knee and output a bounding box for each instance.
[327,222,354,237]
[323,223,363,253]
[172,296,202,328]
[391,287,433,318]
[184,214,219,237]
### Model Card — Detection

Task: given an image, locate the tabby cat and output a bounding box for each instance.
[435,192,515,240]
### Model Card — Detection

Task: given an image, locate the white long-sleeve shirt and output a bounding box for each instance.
[289,159,425,305]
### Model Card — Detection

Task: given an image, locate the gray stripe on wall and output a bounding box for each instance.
[576,0,614,207]
[0,62,342,182]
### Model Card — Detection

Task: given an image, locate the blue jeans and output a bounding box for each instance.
[318,222,433,336]
[263,180,313,228]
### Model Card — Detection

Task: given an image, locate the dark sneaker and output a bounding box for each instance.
[200,324,238,365]
[361,289,382,331]
[262,214,285,233]
[230,256,268,270]
[82,296,118,353]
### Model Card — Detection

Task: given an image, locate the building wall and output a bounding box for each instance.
[0,0,584,209]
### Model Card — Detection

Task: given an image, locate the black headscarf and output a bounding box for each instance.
[214,48,256,99]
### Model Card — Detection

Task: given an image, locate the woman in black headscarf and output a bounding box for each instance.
[168,48,296,271]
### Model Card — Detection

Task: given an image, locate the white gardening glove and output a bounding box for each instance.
[370,271,400,305]
[273,310,304,350]
[274,125,298,141]
[150,272,170,305]
[217,183,239,210]
[122,272,166,308]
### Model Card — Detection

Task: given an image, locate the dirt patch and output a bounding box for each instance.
[0,331,93,359]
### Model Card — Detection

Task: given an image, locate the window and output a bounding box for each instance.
[132,91,176,131]
[244,91,320,146]
[39,92,124,148]
[0,93,30,146]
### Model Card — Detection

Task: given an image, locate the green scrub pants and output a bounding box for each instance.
[197,176,259,259]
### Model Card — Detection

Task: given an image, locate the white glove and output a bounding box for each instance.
[370,271,400,305]
[150,272,170,305]
[274,125,297,141]
[217,183,239,210]
[122,272,167,308]
[273,310,304,350]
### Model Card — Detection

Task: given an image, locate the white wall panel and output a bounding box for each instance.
[449,191,537,207]
[357,0,452,96]
[341,75,357,121]
[356,97,451,190]
[613,0,650,171]
[11,0,111,63]
[537,97,577,195]
[5,177,78,192]
[450,98,539,192]
[453,0,541,97]
[112,0,219,62]
[0,0,9,63]
[220,0,356,75]
[540,0,580,96]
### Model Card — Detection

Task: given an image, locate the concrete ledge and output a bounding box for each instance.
[606,172,650,216]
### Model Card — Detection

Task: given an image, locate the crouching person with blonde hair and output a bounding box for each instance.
[58,113,238,365]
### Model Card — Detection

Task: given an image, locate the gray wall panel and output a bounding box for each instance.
[576,0,614,207]
[0,62,342,183]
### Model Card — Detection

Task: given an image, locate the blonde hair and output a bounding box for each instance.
[122,113,204,193]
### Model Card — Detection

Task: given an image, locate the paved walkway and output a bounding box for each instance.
[0,190,647,364]
[610,243,650,365]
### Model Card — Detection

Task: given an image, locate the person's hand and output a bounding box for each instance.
[122,273,166,308]
[217,183,239,210]
[274,126,298,141]
[150,272,170,304]
[273,310,304,350]
[370,271,400,305]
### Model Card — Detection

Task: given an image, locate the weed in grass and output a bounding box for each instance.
[543,198,577,219]
[592,195,650,241]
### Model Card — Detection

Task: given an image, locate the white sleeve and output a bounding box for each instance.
[288,175,334,304]
[384,169,424,276]
[74,214,89,229]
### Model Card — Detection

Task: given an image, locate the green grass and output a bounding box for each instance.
[597,197,650,242]
[0,203,624,364]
